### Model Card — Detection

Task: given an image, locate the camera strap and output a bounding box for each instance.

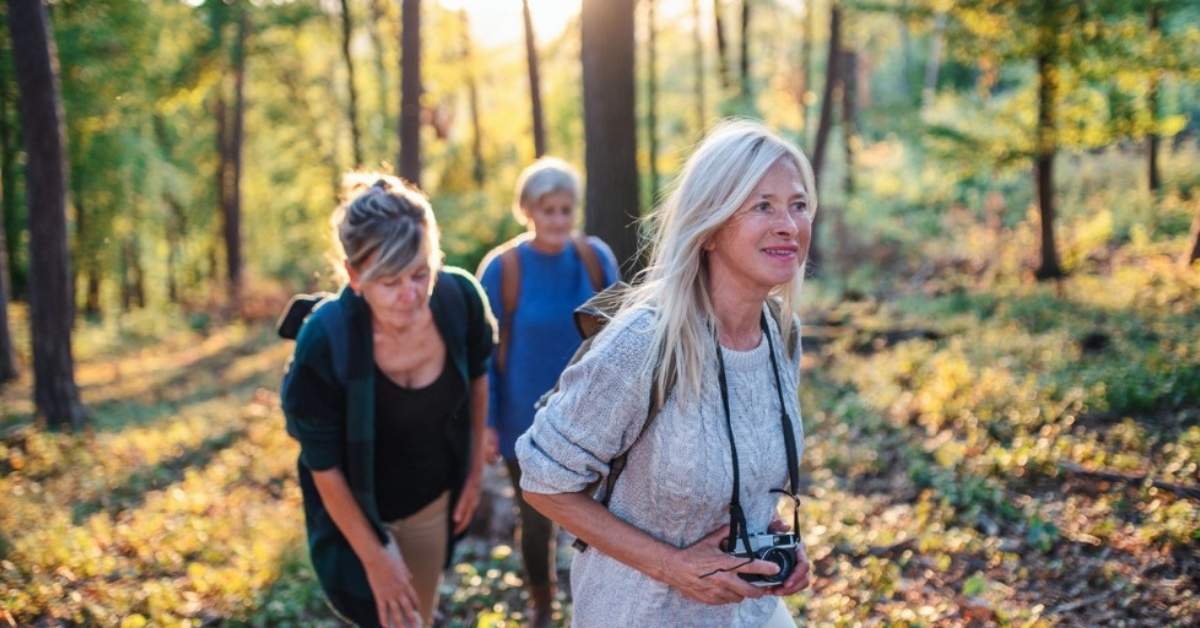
[715,312,802,553]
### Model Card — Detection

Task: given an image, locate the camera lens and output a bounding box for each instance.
[760,548,795,583]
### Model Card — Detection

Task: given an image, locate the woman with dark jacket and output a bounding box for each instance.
[281,175,496,627]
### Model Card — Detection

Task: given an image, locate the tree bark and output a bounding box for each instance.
[338,0,364,167]
[691,0,706,136]
[368,0,391,163]
[7,0,86,429]
[1033,19,1063,281]
[222,9,248,307]
[646,0,659,203]
[0,45,21,302]
[738,0,751,101]
[922,11,945,110]
[459,9,484,186]
[713,0,731,91]
[0,175,16,383]
[398,0,422,187]
[808,3,842,275]
[581,0,639,274]
[1147,4,1160,194]
[522,0,546,158]
[841,49,857,197]
[1184,209,1200,268]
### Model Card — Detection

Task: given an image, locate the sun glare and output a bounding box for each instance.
[440,0,583,49]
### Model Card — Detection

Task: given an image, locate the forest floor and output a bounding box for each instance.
[1,252,1197,626]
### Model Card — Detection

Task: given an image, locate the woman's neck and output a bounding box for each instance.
[371,305,429,339]
[708,269,767,350]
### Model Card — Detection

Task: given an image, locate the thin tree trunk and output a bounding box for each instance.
[215,91,227,288]
[338,0,364,167]
[808,3,842,275]
[1147,4,1161,194]
[119,239,132,312]
[1184,209,1200,268]
[581,0,639,274]
[799,0,813,138]
[0,45,21,302]
[223,9,248,308]
[922,11,945,110]
[522,0,546,158]
[0,173,15,383]
[691,0,706,135]
[459,9,484,186]
[368,0,390,163]
[841,48,857,197]
[398,0,421,187]
[713,0,731,91]
[1033,21,1062,281]
[71,169,99,319]
[8,0,86,429]
[647,0,659,203]
[738,0,751,101]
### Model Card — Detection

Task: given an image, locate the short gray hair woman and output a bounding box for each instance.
[515,121,816,627]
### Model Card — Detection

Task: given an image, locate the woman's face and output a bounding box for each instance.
[347,241,435,329]
[525,190,577,253]
[706,157,813,293]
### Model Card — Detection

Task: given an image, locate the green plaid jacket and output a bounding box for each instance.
[280,267,496,603]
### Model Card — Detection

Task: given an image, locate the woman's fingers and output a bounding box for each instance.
[385,597,406,628]
[452,491,478,534]
[734,558,781,578]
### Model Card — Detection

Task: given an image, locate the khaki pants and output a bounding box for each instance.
[384,491,450,626]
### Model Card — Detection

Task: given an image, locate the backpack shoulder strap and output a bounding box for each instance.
[497,247,520,373]
[572,233,606,293]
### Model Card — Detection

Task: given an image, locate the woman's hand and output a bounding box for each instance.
[363,538,421,628]
[452,468,483,534]
[764,515,811,596]
[658,525,783,606]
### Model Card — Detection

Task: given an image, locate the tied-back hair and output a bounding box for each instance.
[331,172,443,283]
[622,120,818,405]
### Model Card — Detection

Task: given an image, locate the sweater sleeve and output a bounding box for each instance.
[280,320,346,471]
[478,256,505,429]
[515,308,656,494]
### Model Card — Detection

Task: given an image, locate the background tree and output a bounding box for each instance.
[713,0,731,92]
[738,0,751,102]
[338,0,364,167]
[8,0,86,429]
[522,0,546,158]
[581,0,639,272]
[646,0,659,202]
[459,9,484,186]
[691,0,706,135]
[399,0,421,186]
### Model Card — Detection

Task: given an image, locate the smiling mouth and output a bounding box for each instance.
[763,247,798,259]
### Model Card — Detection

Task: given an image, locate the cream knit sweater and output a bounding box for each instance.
[515,305,804,628]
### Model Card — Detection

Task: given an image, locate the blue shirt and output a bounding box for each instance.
[480,236,620,459]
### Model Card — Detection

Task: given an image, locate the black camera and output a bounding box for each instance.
[730,532,800,587]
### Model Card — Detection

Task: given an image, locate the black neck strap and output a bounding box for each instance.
[715,312,802,551]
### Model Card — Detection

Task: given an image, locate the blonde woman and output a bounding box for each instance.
[281,175,496,627]
[515,121,814,627]
[477,157,619,626]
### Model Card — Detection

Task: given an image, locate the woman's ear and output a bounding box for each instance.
[344,260,362,295]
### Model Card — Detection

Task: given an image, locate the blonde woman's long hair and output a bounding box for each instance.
[623,120,818,405]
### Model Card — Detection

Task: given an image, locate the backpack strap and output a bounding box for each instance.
[572,233,606,293]
[496,244,522,375]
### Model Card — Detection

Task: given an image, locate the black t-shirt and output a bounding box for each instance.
[373,355,465,521]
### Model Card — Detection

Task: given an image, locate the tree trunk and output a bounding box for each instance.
[581,0,639,274]
[1147,4,1160,194]
[458,9,484,186]
[0,46,21,302]
[1184,209,1200,268]
[1033,29,1062,281]
[222,9,247,308]
[0,175,16,383]
[799,0,813,138]
[522,0,546,158]
[7,0,86,429]
[841,49,857,198]
[71,170,100,319]
[398,0,421,187]
[646,0,659,203]
[922,11,945,110]
[808,3,842,275]
[368,0,391,163]
[338,0,364,167]
[691,0,706,135]
[738,0,751,101]
[713,0,731,91]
